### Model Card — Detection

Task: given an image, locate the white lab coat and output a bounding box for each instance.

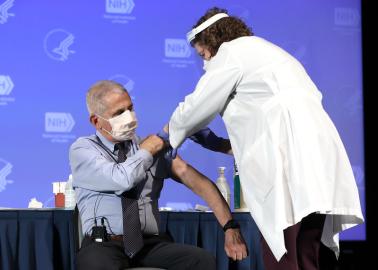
[168,36,364,261]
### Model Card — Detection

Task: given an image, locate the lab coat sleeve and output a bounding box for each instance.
[169,46,242,148]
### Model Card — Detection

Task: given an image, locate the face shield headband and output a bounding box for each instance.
[186,13,229,43]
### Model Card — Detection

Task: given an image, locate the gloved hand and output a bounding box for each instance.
[189,127,224,152]
[165,147,177,160]
[156,129,177,159]
[156,129,169,143]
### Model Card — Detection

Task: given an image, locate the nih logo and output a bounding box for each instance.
[334,8,360,27]
[165,39,191,58]
[45,112,75,133]
[0,75,14,95]
[106,0,134,14]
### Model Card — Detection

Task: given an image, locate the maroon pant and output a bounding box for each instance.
[261,213,326,270]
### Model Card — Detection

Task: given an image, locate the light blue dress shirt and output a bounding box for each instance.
[69,131,171,236]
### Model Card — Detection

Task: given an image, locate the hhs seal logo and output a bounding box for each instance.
[43,29,75,61]
[106,0,135,14]
[165,39,191,58]
[0,159,13,192]
[0,75,14,95]
[0,0,15,24]
[45,112,75,133]
[109,74,135,100]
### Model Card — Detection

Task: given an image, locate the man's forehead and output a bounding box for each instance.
[104,91,131,110]
[105,90,130,102]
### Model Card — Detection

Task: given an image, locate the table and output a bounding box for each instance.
[0,209,263,270]
[0,209,77,270]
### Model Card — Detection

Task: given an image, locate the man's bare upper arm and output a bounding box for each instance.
[169,155,187,183]
[169,155,203,191]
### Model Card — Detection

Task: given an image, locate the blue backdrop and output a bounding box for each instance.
[0,0,365,240]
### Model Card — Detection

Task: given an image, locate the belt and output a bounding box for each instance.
[109,235,124,241]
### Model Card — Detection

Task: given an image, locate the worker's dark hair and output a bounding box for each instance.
[190,7,253,56]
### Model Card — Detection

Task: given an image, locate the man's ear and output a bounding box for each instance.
[89,114,98,128]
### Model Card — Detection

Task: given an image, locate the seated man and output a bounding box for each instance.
[69,80,248,270]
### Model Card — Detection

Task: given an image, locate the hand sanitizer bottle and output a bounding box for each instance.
[216,167,230,206]
[233,162,249,212]
[64,174,76,208]
[234,162,241,210]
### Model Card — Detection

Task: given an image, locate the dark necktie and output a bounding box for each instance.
[115,142,144,258]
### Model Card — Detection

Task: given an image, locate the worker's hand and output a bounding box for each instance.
[163,123,169,133]
[156,128,177,159]
[164,147,177,160]
[224,228,249,261]
[140,135,165,156]
[156,129,169,143]
[189,127,223,151]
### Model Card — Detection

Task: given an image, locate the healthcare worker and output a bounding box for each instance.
[165,7,364,270]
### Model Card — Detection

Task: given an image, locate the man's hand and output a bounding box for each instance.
[140,135,164,156]
[170,156,248,261]
[224,228,248,261]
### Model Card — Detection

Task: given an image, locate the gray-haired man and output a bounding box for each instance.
[69,80,248,269]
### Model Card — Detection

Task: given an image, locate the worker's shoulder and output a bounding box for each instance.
[222,36,270,50]
[223,35,253,46]
[216,36,261,59]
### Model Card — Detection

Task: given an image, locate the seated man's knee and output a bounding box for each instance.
[76,242,129,270]
[188,247,216,269]
[197,251,216,268]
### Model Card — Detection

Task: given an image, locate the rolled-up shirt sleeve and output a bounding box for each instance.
[69,138,153,195]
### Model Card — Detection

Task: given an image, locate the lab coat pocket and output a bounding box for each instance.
[239,133,276,203]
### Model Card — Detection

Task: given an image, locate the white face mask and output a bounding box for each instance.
[98,110,138,141]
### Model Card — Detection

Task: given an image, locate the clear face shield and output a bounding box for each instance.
[187,13,229,72]
[186,13,229,43]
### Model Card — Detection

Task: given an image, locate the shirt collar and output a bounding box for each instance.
[95,131,135,153]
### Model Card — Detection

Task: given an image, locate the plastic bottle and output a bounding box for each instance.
[64,174,76,208]
[233,162,249,212]
[54,181,65,208]
[216,167,230,206]
[234,162,241,210]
